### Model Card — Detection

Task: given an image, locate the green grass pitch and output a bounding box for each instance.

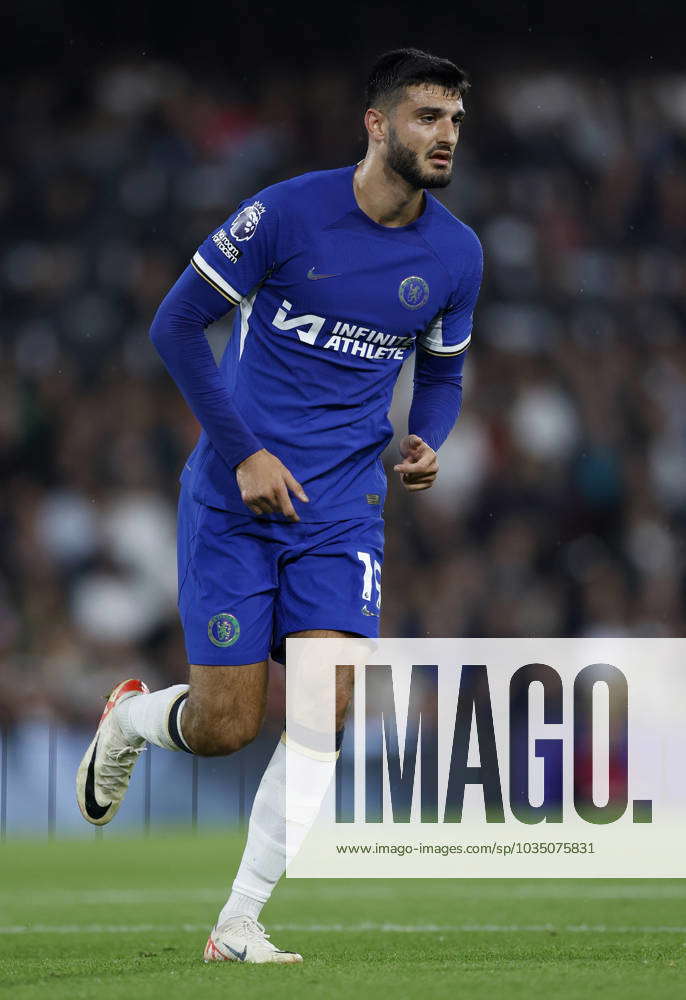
[0,831,683,999]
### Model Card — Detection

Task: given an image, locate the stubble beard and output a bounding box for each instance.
[386,125,453,190]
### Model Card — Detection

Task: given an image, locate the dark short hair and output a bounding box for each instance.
[365,48,469,111]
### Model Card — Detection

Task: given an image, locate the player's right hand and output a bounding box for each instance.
[235,449,309,522]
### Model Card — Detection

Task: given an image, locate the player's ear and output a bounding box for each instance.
[364,107,387,144]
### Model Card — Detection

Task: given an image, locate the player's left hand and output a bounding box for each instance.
[394,434,438,492]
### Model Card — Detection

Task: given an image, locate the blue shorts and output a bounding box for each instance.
[177,486,384,665]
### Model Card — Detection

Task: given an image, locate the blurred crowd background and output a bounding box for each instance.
[1,2,684,830]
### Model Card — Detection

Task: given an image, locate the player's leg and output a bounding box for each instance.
[76,486,277,825]
[116,660,269,754]
[221,631,355,912]
[214,519,384,925]
[207,627,357,964]
[211,520,383,947]
[75,662,267,826]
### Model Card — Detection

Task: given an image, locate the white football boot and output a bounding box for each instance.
[76,678,149,826]
[204,916,303,964]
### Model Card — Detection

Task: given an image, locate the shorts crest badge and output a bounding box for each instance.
[208,612,241,647]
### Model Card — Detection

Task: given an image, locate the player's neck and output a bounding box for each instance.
[353,157,425,228]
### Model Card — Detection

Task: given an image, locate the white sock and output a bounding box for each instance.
[115,684,192,752]
[217,733,337,925]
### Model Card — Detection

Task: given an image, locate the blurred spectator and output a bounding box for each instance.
[1,54,685,747]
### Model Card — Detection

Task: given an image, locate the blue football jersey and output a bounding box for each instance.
[181,165,483,521]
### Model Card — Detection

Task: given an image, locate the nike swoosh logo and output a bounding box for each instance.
[226,943,247,961]
[307,267,341,280]
[85,738,112,820]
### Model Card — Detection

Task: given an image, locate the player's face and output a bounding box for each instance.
[385,84,465,190]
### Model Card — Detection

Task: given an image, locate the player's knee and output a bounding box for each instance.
[200,717,260,756]
[183,701,261,756]
[218,714,262,755]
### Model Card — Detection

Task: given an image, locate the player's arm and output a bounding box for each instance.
[150,265,261,468]
[150,198,308,521]
[396,231,483,492]
[394,348,465,491]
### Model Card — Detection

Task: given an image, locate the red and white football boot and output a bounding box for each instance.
[204,916,303,964]
[76,679,149,826]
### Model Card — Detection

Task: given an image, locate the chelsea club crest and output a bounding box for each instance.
[399,275,429,310]
[208,612,241,647]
